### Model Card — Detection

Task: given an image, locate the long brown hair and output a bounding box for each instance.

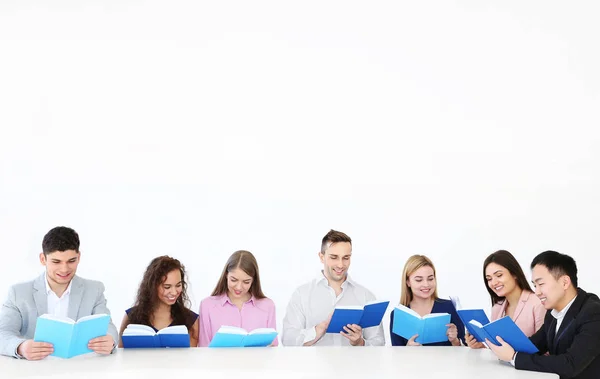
[483,250,533,306]
[400,255,439,306]
[211,250,266,299]
[128,256,194,328]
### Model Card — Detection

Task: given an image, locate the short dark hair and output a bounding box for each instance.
[320,229,352,253]
[42,226,80,255]
[531,250,578,288]
[483,250,533,306]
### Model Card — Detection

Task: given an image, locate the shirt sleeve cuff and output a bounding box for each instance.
[510,352,517,367]
[302,327,317,344]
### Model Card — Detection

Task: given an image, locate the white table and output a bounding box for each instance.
[0,347,558,378]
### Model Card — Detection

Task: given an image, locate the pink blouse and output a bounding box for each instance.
[198,294,278,347]
[491,290,545,337]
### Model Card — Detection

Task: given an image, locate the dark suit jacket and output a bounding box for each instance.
[515,288,600,379]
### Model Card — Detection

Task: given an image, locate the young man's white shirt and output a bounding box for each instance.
[282,272,385,346]
[45,275,72,318]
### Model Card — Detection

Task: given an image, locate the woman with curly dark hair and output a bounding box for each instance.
[118,256,199,347]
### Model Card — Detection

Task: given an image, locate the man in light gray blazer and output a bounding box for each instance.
[0,226,118,360]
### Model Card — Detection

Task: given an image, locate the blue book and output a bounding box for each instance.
[391,304,451,344]
[468,316,539,354]
[33,314,110,358]
[326,300,390,333]
[209,326,277,348]
[121,324,190,348]
[456,309,491,342]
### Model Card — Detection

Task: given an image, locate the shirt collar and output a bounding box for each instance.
[317,270,354,288]
[219,293,255,307]
[45,275,72,297]
[551,295,577,320]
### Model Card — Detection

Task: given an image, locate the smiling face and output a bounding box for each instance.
[485,262,519,298]
[532,264,573,311]
[157,269,183,307]
[407,265,436,300]
[319,241,352,283]
[40,250,80,287]
[227,267,253,301]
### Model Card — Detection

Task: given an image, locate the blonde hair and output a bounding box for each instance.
[400,255,439,306]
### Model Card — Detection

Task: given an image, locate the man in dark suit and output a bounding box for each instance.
[487,250,600,379]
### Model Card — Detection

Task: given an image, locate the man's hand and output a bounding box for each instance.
[486,336,516,362]
[314,312,333,341]
[88,335,114,355]
[17,340,53,360]
[341,324,365,346]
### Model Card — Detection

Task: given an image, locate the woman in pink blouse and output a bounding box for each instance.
[466,250,545,349]
[198,250,278,347]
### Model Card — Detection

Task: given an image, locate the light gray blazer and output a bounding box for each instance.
[0,273,118,358]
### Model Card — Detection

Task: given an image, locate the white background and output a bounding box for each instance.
[1,1,599,345]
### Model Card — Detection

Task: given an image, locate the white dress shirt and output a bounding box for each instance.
[551,295,577,333]
[282,272,385,346]
[45,277,72,318]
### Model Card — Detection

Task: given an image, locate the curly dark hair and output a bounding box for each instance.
[128,256,194,328]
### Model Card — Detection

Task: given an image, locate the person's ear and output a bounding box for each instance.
[39,252,46,266]
[319,251,325,264]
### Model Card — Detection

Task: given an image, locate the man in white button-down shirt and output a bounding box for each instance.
[282,229,385,346]
[0,226,118,360]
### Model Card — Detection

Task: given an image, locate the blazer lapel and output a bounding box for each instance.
[553,291,585,349]
[67,276,84,321]
[512,291,529,322]
[32,273,48,316]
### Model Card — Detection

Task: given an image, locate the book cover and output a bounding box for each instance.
[470,316,539,354]
[391,304,451,344]
[209,326,277,348]
[122,324,190,348]
[33,314,110,358]
[326,300,390,333]
[456,309,490,341]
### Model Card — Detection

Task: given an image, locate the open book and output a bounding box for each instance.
[391,304,451,344]
[456,309,491,342]
[209,326,278,348]
[469,316,538,354]
[121,324,190,348]
[33,314,110,358]
[326,300,390,333]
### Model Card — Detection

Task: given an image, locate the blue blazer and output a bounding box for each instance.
[390,298,465,346]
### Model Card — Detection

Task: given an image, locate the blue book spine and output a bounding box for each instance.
[359,301,389,329]
[326,308,364,333]
[209,333,246,348]
[421,314,451,344]
[243,332,278,347]
[122,335,160,348]
[70,315,110,357]
[158,333,190,348]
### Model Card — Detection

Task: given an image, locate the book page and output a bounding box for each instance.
[423,312,450,319]
[157,325,188,335]
[394,304,422,319]
[248,328,277,335]
[77,314,108,323]
[123,324,156,335]
[217,326,248,335]
[38,314,75,324]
